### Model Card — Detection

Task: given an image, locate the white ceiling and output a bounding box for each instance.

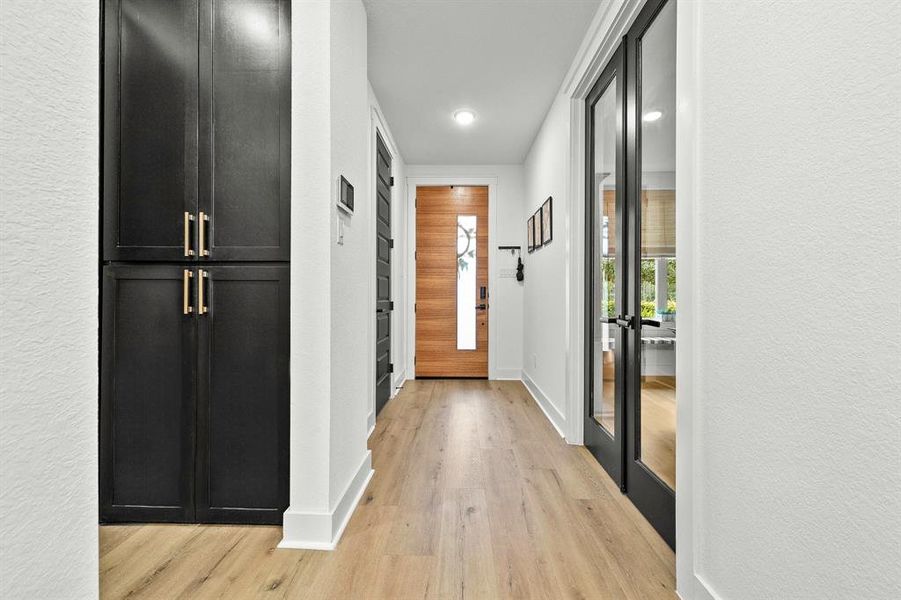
[364,0,602,164]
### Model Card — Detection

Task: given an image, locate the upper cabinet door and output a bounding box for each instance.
[199,0,291,261]
[103,0,200,261]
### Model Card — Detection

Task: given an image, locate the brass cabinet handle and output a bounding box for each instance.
[197,269,209,315]
[198,211,210,257]
[183,212,196,257]
[183,269,194,314]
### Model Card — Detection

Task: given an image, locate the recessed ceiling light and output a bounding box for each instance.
[453,109,476,126]
[643,110,663,122]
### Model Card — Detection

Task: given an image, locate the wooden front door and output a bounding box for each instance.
[415,186,489,377]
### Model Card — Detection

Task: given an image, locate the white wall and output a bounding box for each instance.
[405,164,525,380]
[678,1,901,598]
[522,94,570,434]
[0,1,99,598]
[328,0,371,511]
[288,0,333,518]
[285,0,400,549]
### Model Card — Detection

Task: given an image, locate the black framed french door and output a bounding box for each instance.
[624,0,677,550]
[586,0,677,549]
[585,44,627,487]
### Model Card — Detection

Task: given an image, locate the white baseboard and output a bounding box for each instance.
[521,372,567,438]
[677,573,720,600]
[493,367,522,380]
[391,371,406,395]
[367,411,375,438]
[279,451,374,551]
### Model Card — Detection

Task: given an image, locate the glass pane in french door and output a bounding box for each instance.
[637,0,676,490]
[592,78,618,434]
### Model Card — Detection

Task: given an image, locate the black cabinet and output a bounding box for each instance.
[100,265,197,522]
[100,265,289,524]
[199,0,291,261]
[103,0,290,262]
[195,266,289,523]
[103,0,200,262]
[101,0,290,526]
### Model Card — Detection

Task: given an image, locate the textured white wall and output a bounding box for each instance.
[522,94,570,428]
[0,1,99,598]
[289,0,333,514]
[328,0,371,506]
[683,1,901,598]
[284,0,378,547]
[404,164,525,379]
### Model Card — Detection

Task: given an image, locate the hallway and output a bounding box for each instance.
[100,380,675,599]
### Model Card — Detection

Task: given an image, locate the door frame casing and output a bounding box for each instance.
[405,177,498,380]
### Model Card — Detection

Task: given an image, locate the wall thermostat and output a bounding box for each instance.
[338,175,354,215]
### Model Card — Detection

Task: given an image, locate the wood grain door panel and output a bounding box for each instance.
[415,186,488,377]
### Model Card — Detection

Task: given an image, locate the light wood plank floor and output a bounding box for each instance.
[100,379,675,599]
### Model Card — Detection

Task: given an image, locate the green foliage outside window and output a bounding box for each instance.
[601,258,676,317]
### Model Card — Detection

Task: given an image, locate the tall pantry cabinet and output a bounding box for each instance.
[100,0,290,524]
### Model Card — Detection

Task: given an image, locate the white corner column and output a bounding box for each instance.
[281,0,374,551]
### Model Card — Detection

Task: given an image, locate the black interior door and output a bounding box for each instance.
[199,0,291,261]
[624,0,676,549]
[375,133,393,414]
[585,44,627,487]
[195,265,289,524]
[100,265,196,522]
[103,0,199,262]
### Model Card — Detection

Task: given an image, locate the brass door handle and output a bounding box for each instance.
[198,211,210,257]
[183,269,194,314]
[197,269,209,315]
[183,212,195,257]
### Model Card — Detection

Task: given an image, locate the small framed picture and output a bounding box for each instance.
[541,196,552,244]
[534,207,543,249]
[527,215,535,252]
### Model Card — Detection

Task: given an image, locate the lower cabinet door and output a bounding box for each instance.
[101,265,196,522]
[194,265,289,524]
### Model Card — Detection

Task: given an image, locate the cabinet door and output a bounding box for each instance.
[103,0,199,261]
[100,265,196,522]
[195,265,289,524]
[198,0,291,261]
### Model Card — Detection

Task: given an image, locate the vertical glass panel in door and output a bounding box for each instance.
[638,0,676,490]
[592,79,618,434]
[457,215,477,350]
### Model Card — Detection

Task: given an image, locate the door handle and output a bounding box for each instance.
[603,315,633,328]
[640,318,661,328]
[616,315,634,329]
[476,303,488,310]
[183,212,195,257]
[197,269,209,315]
[182,269,194,314]
[198,211,210,257]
